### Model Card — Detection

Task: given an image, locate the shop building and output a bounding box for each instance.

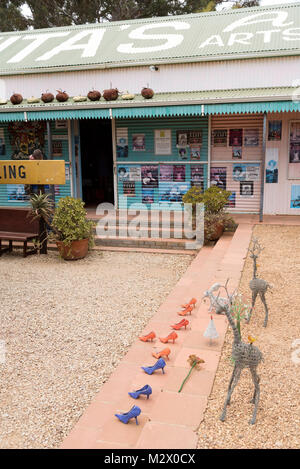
[0,2,300,215]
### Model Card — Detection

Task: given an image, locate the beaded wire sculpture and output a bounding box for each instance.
[213,280,263,425]
[247,238,272,328]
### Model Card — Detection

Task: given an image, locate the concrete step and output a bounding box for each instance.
[95,235,200,250]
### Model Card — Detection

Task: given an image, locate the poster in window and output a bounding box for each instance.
[7,184,29,201]
[233,164,246,181]
[118,165,130,182]
[188,130,202,145]
[240,181,254,197]
[191,166,204,190]
[155,129,171,155]
[232,146,242,159]
[244,129,259,147]
[176,130,188,147]
[116,128,128,158]
[129,165,141,182]
[227,192,236,208]
[159,182,190,203]
[123,181,135,196]
[229,129,243,146]
[212,129,227,147]
[268,121,282,141]
[290,185,300,208]
[0,128,5,155]
[245,164,260,181]
[142,188,154,204]
[173,165,185,182]
[210,167,227,190]
[160,165,173,181]
[132,134,145,151]
[178,146,188,160]
[52,140,63,157]
[265,148,278,183]
[190,144,201,160]
[142,165,158,188]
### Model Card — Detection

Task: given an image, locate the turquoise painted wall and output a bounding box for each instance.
[0,121,71,207]
[116,116,208,210]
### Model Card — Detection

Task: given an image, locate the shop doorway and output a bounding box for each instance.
[80,119,114,207]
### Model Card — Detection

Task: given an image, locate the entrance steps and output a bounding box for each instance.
[87,209,200,250]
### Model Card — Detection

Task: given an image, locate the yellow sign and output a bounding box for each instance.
[0,160,66,185]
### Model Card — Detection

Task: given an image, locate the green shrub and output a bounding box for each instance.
[51,197,94,248]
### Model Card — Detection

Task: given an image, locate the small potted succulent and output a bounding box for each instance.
[51,196,94,260]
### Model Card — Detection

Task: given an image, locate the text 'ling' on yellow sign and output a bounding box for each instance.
[0,160,66,185]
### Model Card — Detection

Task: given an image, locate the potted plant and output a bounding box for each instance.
[29,191,54,254]
[51,196,94,260]
[183,185,235,243]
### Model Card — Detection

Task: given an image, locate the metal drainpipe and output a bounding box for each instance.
[46,121,56,206]
[259,112,267,222]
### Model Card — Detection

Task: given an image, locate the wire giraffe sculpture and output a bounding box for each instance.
[247,238,272,328]
[216,281,263,425]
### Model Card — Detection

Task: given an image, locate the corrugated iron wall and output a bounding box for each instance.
[1,56,299,97]
[116,116,208,210]
[211,114,264,213]
[0,120,71,207]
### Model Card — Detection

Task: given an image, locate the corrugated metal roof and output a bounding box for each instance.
[0,3,299,75]
[0,87,297,114]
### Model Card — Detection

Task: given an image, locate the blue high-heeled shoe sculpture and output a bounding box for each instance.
[115,405,141,425]
[141,358,166,375]
[128,384,152,399]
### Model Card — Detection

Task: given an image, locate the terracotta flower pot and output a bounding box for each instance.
[204,222,224,242]
[56,239,89,260]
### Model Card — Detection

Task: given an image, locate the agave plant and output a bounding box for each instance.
[29,192,54,254]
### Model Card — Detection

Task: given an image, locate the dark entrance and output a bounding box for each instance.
[80,119,114,206]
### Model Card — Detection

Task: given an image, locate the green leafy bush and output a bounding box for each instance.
[51,197,94,248]
[183,185,236,243]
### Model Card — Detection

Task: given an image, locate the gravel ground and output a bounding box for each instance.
[0,249,192,449]
[197,224,300,449]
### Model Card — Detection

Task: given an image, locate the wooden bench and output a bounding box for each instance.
[0,208,40,257]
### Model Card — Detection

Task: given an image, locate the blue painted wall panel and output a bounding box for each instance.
[116,116,208,210]
[0,120,71,207]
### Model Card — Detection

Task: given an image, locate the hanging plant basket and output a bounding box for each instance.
[141,87,154,99]
[10,93,23,105]
[103,88,119,101]
[56,90,69,102]
[87,90,101,101]
[41,92,54,103]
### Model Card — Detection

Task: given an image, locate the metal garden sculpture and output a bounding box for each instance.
[215,281,263,425]
[202,282,235,315]
[247,238,272,328]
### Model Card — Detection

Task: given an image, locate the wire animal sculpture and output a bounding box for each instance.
[247,238,272,328]
[215,281,263,425]
[202,283,235,315]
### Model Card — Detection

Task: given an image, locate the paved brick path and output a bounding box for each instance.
[61,223,253,449]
